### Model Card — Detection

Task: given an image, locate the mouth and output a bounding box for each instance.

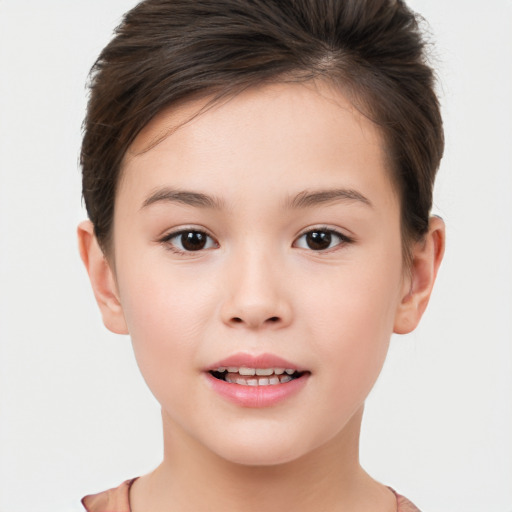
[209,366,307,386]
[205,354,310,407]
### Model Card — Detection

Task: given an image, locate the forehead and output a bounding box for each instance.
[127,80,380,156]
[119,80,397,210]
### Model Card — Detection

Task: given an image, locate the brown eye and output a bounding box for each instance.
[163,230,217,253]
[305,231,332,250]
[294,229,350,251]
[181,231,208,251]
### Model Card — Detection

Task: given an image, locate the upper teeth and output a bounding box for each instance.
[215,367,295,376]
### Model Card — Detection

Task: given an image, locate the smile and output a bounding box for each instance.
[205,354,310,407]
[209,367,303,386]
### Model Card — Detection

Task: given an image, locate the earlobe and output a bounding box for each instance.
[394,216,445,335]
[77,220,129,335]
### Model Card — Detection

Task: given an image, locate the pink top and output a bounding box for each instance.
[82,478,421,511]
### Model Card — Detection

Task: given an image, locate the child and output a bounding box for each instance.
[78,0,445,510]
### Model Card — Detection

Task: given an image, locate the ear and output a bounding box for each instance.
[394,216,445,334]
[77,220,129,335]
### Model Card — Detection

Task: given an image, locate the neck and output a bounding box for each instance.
[130,406,396,512]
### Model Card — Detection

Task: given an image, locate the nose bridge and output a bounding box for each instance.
[221,239,292,329]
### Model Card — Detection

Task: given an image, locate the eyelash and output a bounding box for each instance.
[293,226,353,252]
[160,228,218,255]
[159,226,353,255]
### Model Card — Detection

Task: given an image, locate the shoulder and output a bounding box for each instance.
[390,488,422,512]
[81,478,137,512]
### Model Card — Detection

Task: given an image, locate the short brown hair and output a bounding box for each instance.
[81,0,443,256]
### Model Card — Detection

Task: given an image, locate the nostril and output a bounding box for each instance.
[230,316,280,325]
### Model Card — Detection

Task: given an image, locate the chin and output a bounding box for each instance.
[207,429,317,467]
[225,448,298,467]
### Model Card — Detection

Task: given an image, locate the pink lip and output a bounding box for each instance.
[206,352,306,372]
[204,352,310,408]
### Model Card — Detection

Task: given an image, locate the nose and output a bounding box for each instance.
[220,247,293,330]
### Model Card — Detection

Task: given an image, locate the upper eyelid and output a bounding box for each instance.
[295,225,353,240]
[160,226,215,241]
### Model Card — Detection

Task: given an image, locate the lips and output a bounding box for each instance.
[206,353,308,373]
[204,353,310,407]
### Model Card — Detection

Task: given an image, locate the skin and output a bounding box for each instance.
[79,81,444,512]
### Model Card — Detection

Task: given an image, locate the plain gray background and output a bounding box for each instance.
[0,1,511,511]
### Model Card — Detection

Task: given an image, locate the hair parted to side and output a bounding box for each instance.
[81,0,444,258]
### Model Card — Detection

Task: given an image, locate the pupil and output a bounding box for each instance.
[306,231,331,250]
[181,232,206,251]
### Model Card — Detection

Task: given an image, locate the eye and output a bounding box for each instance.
[294,228,351,251]
[161,229,217,253]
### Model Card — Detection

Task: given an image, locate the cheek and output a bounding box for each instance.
[114,259,218,394]
[302,256,403,403]
[117,243,219,336]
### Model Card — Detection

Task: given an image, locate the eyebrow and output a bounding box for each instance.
[141,186,372,211]
[141,188,225,210]
[286,188,373,209]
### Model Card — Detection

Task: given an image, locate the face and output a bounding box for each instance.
[110,81,409,465]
